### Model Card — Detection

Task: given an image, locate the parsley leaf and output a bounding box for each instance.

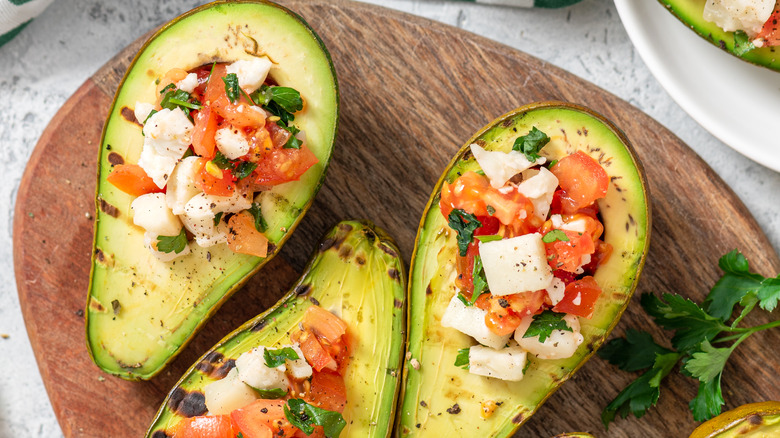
[486,205,495,215]
[733,30,755,56]
[160,89,200,112]
[284,399,346,438]
[454,348,470,369]
[597,329,673,372]
[683,340,730,384]
[522,310,571,342]
[159,83,176,95]
[689,375,725,422]
[213,212,224,227]
[156,229,187,254]
[511,127,550,162]
[247,203,268,233]
[263,346,300,368]
[222,73,242,104]
[254,387,287,399]
[212,151,233,169]
[142,109,158,125]
[455,293,469,306]
[704,250,768,319]
[283,124,302,149]
[233,161,258,180]
[447,209,481,257]
[470,255,489,305]
[251,85,303,126]
[475,234,502,243]
[542,229,570,244]
[267,86,303,113]
[641,293,726,352]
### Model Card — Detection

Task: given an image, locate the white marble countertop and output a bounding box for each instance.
[1,0,778,436]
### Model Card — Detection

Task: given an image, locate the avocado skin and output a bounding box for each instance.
[396,102,651,437]
[86,1,338,380]
[146,220,406,438]
[689,401,780,438]
[659,0,780,71]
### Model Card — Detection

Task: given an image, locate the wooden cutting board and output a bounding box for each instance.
[13,1,780,437]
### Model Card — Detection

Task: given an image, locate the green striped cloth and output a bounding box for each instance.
[0,0,53,47]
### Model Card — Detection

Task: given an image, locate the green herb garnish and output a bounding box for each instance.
[283,124,302,149]
[512,126,550,162]
[733,30,755,56]
[475,235,502,243]
[254,387,288,399]
[247,203,268,233]
[454,348,470,369]
[213,212,224,227]
[284,399,346,438]
[263,346,300,368]
[522,310,571,342]
[542,230,570,243]
[156,229,187,254]
[222,73,242,104]
[470,255,489,305]
[447,209,481,257]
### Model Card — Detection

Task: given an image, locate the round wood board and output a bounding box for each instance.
[13,0,780,437]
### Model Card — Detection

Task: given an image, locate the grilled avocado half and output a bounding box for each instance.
[396,102,651,437]
[689,401,780,438]
[86,1,338,380]
[146,220,406,437]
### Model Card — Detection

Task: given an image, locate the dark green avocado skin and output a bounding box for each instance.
[659,0,780,71]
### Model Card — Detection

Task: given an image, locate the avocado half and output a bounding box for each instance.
[658,0,780,71]
[689,401,780,438]
[146,220,406,437]
[396,102,651,437]
[86,1,338,380]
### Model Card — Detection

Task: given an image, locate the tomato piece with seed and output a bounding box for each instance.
[553,276,602,319]
[550,151,608,214]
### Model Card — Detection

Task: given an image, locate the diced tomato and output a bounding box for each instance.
[553,269,577,286]
[550,151,608,214]
[252,145,319,186]
[582,240,613,275]
[226,211,269,258]
[297,330,337,372]
[191,105,219,159]
[170,415,237,438]
[475,290,545,336]
[204,64,266,129]
[195,157,236,196]
[553,276,602,319]
[307,370,347,413]
[757,6,780,46]
[106,164,162,196]
[231,399,297,438]
[302,305,348,344]
[473,215,500,236]
[545,229,595,273]
[440,171,537,228]
[455,242,479,294]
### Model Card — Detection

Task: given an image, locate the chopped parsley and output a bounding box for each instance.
[160,88,201,112]
[454,348,470,369]
[222,73,242,104]
[156,229,188,254]
[284,398,346,438]
[522,310,571,342]
[254,387,288,399]
[447,209,481,257]
[486,205,496,216]
[213,212,224,227]
[211,151,257,180]
[542,229,570,243]
[475,235,502,243]
[247,203,268,233]
[733,30,755,56]
[263,346,300,368]
[512,126,550,162]
[283,124,303,149]
[470,255,489,305]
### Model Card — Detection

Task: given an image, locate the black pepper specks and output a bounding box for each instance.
[446,404,461,414]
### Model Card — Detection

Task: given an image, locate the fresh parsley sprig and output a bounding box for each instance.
[599,250,780,426]
[263,346,299,368]
[156,229,188,254]
[447,209,481,257]
[512,126,550,162]
[522,310,571,342]
[284,398,346,438]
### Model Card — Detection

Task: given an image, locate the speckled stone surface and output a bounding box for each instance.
[1,0,778,437]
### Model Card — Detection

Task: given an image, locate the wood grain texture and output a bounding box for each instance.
[13,1,780,437]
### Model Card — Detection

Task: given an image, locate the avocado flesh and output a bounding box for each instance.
[690,401,780,438]
[86,1,338,380]
[146,220,406,438]
[397,102,650,437]
[659,0,780,71]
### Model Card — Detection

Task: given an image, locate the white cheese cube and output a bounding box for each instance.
[235,347,288,391]
[215,127,251,160]
[550,214,586,233]
[181,194,227,247]
[226,57,273,93]
[517,167,558,220]
[142,231,190,262]
[546,277,566,306]
[514,314,584,360]
[287,344,313,380]
[703,0,774,37]
[468,342,527,381]
[204,368,258,415]
[479,233,554,296]
[176,73,199,93]
[166,156,202,215]
[440,296,511,349]
[137,143,179,189]
[131,193,182,237]
[142,107,193,158]
[134,101,155,124]
[470,143,545,189]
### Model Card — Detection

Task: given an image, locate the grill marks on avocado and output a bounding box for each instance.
[195,351,235,379]
[98,197,119,218]
[168,387,207,418]
[107,152,124,166]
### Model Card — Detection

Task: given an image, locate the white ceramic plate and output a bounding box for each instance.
[615,0,780,172]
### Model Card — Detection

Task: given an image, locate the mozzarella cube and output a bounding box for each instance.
[134,101,155,124]
[166,156,202,215]
[286,344,313,380]
[479,233,553,296]
[226,57,273,93]
[468,343,527,381]
[137,143,179,189]
[131,193,182,236]
[142,107,194,158]
[441,296,512,349]
[470,143,545,189]
[235,347,288,391]
[204,368,258,415]
[703,0,774,37]
[550,214,586,233]
[517,167,558,220]
[514,314,584,360]
[181,194,227,247]
[215,127,251,160]
[546,277,566,306]
[142,231,190,262]
[176,73,199,93]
